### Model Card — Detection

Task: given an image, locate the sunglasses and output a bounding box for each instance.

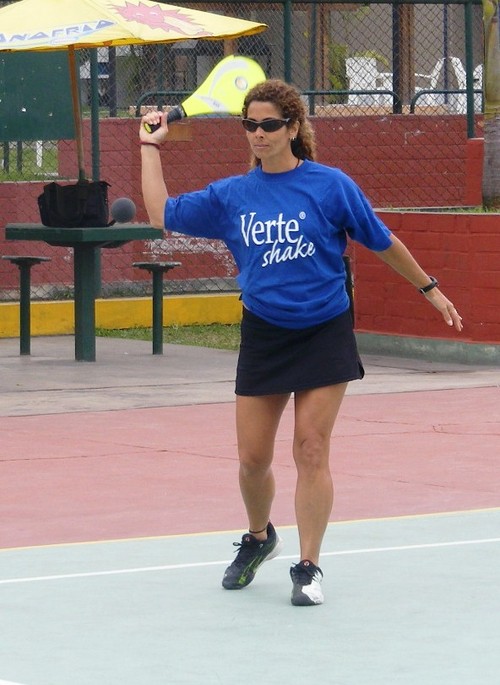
[241,118,291,133]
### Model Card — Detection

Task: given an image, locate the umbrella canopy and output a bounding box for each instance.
[0,0,267,177]
[0,0,266,51]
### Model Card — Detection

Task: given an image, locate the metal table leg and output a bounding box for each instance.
[132,261,182,355]
[1,255,51,355]
[73,244,97,361]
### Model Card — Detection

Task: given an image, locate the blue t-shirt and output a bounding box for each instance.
[165,159,392,328]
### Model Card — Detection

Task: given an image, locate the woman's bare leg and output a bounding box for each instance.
[235,393,290,539]
[292,383,348,564]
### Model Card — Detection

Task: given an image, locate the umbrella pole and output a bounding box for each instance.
[68,46,86,180]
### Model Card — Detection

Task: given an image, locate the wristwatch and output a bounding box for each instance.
[418,276,439,294]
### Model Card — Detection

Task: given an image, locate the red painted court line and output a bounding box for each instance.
[1,386,498,549]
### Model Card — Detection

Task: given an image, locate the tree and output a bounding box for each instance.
[482,0,500,208]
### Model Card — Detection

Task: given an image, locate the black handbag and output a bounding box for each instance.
[38,180,111,228]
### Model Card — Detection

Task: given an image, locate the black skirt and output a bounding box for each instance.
[235,307,364,396]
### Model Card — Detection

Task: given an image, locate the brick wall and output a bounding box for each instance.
[354,208,500,344]
[2,116,497,344]
[57,115,479,211]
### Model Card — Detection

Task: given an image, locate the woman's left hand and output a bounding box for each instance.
[424,289,463,331]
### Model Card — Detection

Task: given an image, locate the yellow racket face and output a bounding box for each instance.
[181,55,266,118]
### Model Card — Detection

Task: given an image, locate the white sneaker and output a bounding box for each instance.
[290,560,324,606]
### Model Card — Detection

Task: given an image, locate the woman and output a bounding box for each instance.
[139,79,463,607]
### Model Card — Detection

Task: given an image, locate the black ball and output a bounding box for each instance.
[110,197,136,223]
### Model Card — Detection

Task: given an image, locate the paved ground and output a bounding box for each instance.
[1,335,499,685]
[1,334,498,416]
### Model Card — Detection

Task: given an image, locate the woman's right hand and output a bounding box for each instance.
[139,111,169,145]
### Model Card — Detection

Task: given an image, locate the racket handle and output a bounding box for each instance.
[166,106,186,124]
[143,106,186,133]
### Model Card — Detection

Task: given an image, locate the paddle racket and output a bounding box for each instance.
[143,55,266,133]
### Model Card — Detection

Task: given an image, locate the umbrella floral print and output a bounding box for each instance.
[115,2,210,35]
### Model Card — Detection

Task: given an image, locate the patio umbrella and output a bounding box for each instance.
[0,0,267,177]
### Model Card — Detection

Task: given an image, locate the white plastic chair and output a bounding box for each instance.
[377,71,394,106]
[448,56,467,113]
[415,58,445,106]
[346,57,380,106]
[448,57,483,113]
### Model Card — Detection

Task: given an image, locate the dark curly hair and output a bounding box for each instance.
[242,79,317,168]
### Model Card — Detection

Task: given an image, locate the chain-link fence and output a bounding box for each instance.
[0,0,484,303]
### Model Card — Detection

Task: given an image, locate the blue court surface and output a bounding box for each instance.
[1,508,499,685]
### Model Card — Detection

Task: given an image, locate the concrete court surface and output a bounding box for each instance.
[1,335,499,684]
